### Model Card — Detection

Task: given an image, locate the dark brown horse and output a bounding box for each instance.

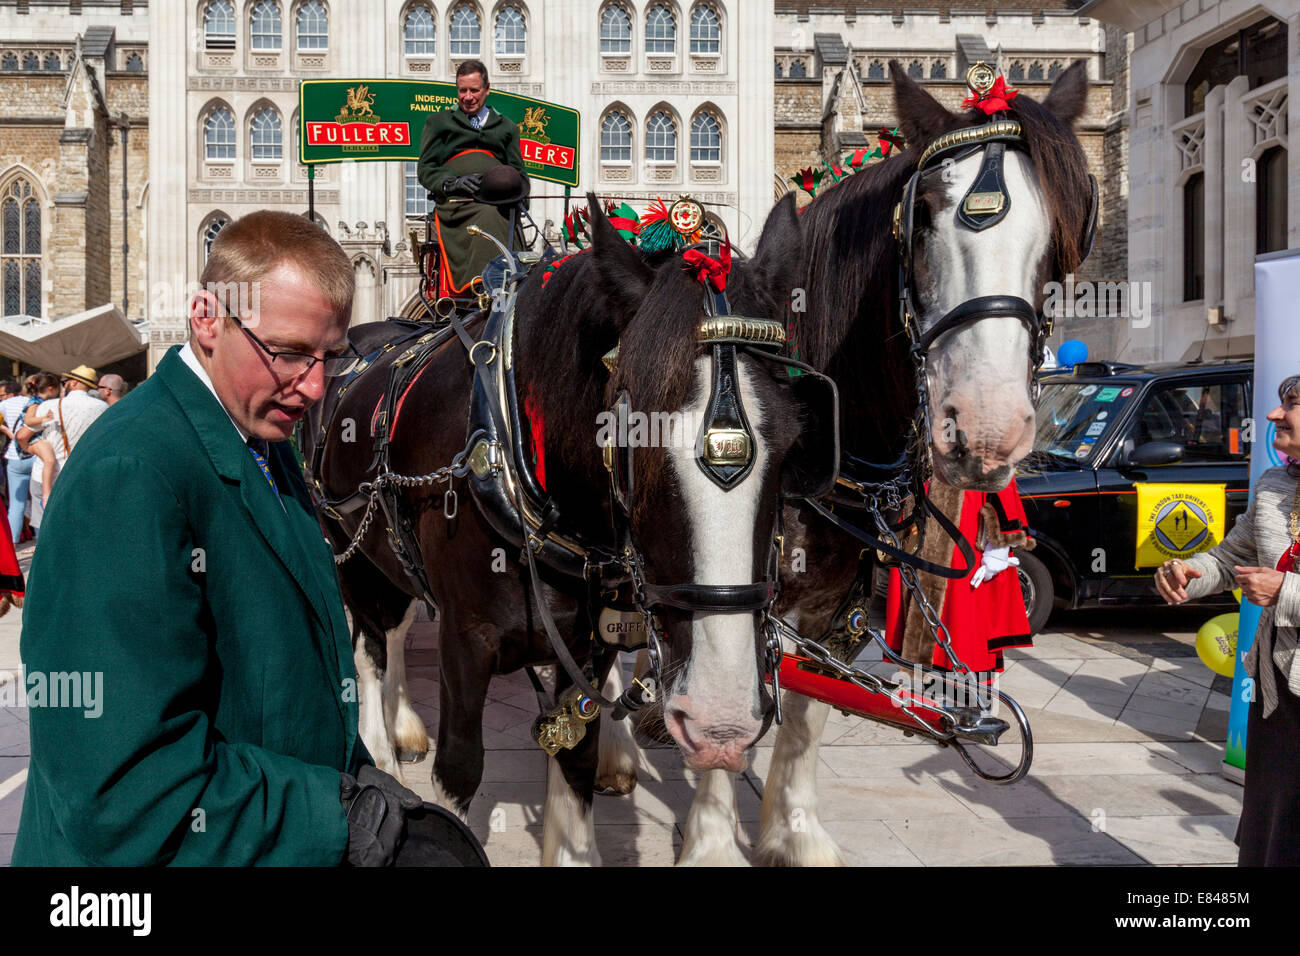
[304,195,820,864]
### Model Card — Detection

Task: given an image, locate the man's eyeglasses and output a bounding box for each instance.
[236,322,361,377]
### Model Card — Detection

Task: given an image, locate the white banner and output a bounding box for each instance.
[1230,248,1300,772]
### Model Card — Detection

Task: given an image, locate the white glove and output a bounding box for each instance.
[970,546,1018,588]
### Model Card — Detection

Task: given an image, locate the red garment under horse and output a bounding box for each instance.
[885,480,1032,673]
[0,528,23,600]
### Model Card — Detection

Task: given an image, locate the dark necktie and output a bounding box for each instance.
[247,437,284,509]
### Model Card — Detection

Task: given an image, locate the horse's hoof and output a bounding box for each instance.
[594,771,637,796]
[396,747,428,764]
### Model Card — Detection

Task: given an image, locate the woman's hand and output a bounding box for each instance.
[1234,566,1286,607]
[1155,559,1202,604]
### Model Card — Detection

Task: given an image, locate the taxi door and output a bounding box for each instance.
[1094,374,1251,601]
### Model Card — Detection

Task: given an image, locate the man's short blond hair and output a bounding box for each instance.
[198,210,353,321]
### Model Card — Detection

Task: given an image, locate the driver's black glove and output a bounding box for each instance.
[440,174,482,198]
[339,766,424,867]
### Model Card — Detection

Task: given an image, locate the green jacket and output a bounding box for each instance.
[417,106,528,203]
[13,347,367,866]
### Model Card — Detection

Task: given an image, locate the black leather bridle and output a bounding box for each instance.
[892,117,1098,371]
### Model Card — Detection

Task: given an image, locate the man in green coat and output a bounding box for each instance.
[13,211,421,866]
[418,59,529,296]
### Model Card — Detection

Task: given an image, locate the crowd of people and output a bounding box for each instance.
[0,366,125,547]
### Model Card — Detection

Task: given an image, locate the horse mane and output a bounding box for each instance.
[609,252,789,520]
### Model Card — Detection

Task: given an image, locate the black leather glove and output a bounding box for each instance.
[440,174,482,198]
[339,766,423,867]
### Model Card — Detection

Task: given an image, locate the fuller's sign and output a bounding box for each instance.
[298,79,580,187]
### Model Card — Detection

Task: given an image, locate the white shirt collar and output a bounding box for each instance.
[179,342,250,443]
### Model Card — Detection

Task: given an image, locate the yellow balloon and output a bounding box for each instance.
[1196,613,1238,678]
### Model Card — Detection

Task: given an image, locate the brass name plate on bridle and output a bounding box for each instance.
[704,428,751,465]
[963,191,1006,215]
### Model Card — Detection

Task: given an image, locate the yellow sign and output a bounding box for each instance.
[1134,483,1226,567]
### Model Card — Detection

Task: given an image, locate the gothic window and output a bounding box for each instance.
[250,107,283,160]
[788,58,805,78]
[689,4,719,55]
[646,4,675,55]
[403,5,435,56]
[1257,146,1288,255]
[495,5,525,56]
[1008,60,1025,81]
[867,59,884,79]
[773,60,782,78]
[204,0,236,50]
[907,60,923,79]
[43,52,61,71]
[204,107,236,160]
[600,110,632,162]
[690,111,721,163]
[202,215,229,264]
[646,110,677,163]
[251,0,282,50]
[1028,61,1044,81]
[1048,61,1062,80]
[1183,172,1204,301]
[600,4,631,55]
[449,4,481,57]
[1186,16,1287,117]
[930,60,946,79]
[405,161,432,218]
[125,52,143,71]
[296,0,328,51]
[21,52,39,70]
[1,179,41,320]
[0,54,17,71]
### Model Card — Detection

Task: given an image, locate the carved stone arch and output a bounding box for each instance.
[198,97,237,167]
[244,96,285,162]
[599,101,636,164]
[644,100,682,165]
[352,254,376,278]
[198,209,232,272]
[689,100,725,164]
[490,0,530,51]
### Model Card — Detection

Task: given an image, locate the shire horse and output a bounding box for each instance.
[647,61,1099,865]
[305,195,821,864]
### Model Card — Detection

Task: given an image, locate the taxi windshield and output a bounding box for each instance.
[1033,381,1136,461]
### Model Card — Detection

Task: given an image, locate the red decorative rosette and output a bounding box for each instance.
[962,75,1018,115]
[682,238,732,292]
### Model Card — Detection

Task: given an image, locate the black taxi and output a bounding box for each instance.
[1014,360,1252,632]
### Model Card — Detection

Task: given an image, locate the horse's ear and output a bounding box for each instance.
[750,192,803,302]
[889,59,956,145]
[587,192,653,313]
[1040,59,1089,129]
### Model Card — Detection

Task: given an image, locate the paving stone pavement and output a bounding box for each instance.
[0,587,1245,866]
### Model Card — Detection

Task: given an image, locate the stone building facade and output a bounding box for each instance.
[773,2,1131,357]
[1082,0,1297,364]
[149,0,774,368]
[0,1,149,378]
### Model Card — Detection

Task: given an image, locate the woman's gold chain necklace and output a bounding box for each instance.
[1290,480,1300,543]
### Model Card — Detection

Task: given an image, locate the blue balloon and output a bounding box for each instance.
[1057,339,1088,368]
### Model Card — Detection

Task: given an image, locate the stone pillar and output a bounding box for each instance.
[1202,85,1224,312]
[1222,75,1251,324]
[51,56,111,320]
